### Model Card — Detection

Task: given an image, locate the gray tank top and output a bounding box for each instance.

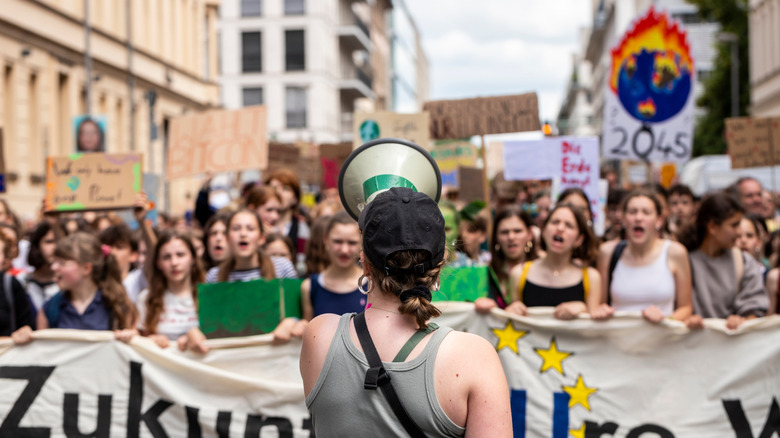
[305,313,466,437]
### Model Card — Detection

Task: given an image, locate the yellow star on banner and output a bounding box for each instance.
[491,321,528,354]
[534,337,573,375]
[569,422,586,438]
[562,374,598,411]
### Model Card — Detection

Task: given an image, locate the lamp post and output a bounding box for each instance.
[718,32,739,118]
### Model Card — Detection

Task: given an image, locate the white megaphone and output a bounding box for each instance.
[339,138,442,220]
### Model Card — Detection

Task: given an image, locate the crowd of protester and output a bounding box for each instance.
[1,166,778,350]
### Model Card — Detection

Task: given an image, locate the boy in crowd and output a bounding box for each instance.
[99,224,147,303]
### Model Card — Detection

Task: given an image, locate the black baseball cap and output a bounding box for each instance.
[359,187,446,277]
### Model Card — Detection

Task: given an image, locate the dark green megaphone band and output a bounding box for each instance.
[363,174,418,200]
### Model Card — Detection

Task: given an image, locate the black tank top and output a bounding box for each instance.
[521,279,586,307]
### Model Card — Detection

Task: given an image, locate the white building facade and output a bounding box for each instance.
[219,0,428,145]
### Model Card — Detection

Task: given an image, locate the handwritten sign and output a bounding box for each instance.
[423,93,540,139]
[505,137,600,220]
[725,117,774,169]
[44,153,142,212]
[430,139,478,187]
[353,111,430,149]
[168,106,268,179]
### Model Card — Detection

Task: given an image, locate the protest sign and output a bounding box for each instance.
[198,279,303,339]
[4,311,780,437]
[353,111,430,149]
[458,166,487,203]
[73,114,107,153]
[44,153,142,212]
[429,139,478,187]
[167,106,268,179]
[725,117,775,169]
[602,7,695,163]
[320,142,353,189]
[505,137,600,223]
[435,267,488,302]
[423,93,540,139]
[266,142,301,176]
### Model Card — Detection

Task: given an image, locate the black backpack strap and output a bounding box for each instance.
[607,240,628,306]
[353,312,427,438]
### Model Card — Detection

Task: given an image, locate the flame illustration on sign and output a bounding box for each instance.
[609,7,694,123]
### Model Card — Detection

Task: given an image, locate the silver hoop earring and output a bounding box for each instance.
[358,275,373,295]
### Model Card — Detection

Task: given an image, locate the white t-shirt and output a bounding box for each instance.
[136,288,199,340]
[124,269,148,303]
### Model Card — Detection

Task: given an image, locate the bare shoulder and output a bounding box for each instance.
[439,330,499,364]
[599,238,620,255]
[586,266,601,281]
[667,240,689,261]
[767,268,779,287]
[303,313,342,345]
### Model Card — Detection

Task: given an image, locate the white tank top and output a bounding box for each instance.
[610,240,676,315]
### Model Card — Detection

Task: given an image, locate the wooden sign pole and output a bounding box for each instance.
[480,135,492,246]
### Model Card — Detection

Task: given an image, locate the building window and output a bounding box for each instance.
[242,87,264,106]
[241,0,261,16]
[284,0,304,15]
[285,30,305,71]
[241,32,262,72]
[286,87,307,128]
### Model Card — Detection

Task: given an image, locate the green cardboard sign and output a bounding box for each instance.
[198,279,303,339]
[433,266,488,302]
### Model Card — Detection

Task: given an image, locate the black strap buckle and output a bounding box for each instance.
[364,366,391,390]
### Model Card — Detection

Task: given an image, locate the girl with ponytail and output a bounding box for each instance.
[301,187,511,437]
[12,232,138,344]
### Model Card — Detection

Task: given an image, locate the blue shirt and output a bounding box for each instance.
[46,290,112,330]
[310,274,367,317]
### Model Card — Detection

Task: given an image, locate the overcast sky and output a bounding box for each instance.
[405,1,593,123]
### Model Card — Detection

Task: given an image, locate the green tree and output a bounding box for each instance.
[685,0,749,156]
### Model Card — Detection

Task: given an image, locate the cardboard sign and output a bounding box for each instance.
[602,8,695,163]
[430,139,479,187]
[198,279,303,339]
[423,93,541,139]
[267,142,300,175]
[458,166,486,203]
[44,153,142,212]
[320,142,353,189]
[168,106,268,179]
[505,137,600,222]
[725,117,774,169]
[353,111,430,149]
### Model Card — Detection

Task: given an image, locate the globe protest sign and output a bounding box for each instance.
[602,7,695,163]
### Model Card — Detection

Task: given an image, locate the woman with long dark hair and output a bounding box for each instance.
[478,206,537,311]
[680,192,768,329]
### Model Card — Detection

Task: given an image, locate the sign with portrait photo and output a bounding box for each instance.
[73,115,107,153]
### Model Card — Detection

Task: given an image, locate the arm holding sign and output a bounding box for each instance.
[134,192,157,282]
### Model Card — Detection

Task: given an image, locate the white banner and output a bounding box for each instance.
[2,303,780,437]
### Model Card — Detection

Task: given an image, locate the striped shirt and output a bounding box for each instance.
[205,256,298,283]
